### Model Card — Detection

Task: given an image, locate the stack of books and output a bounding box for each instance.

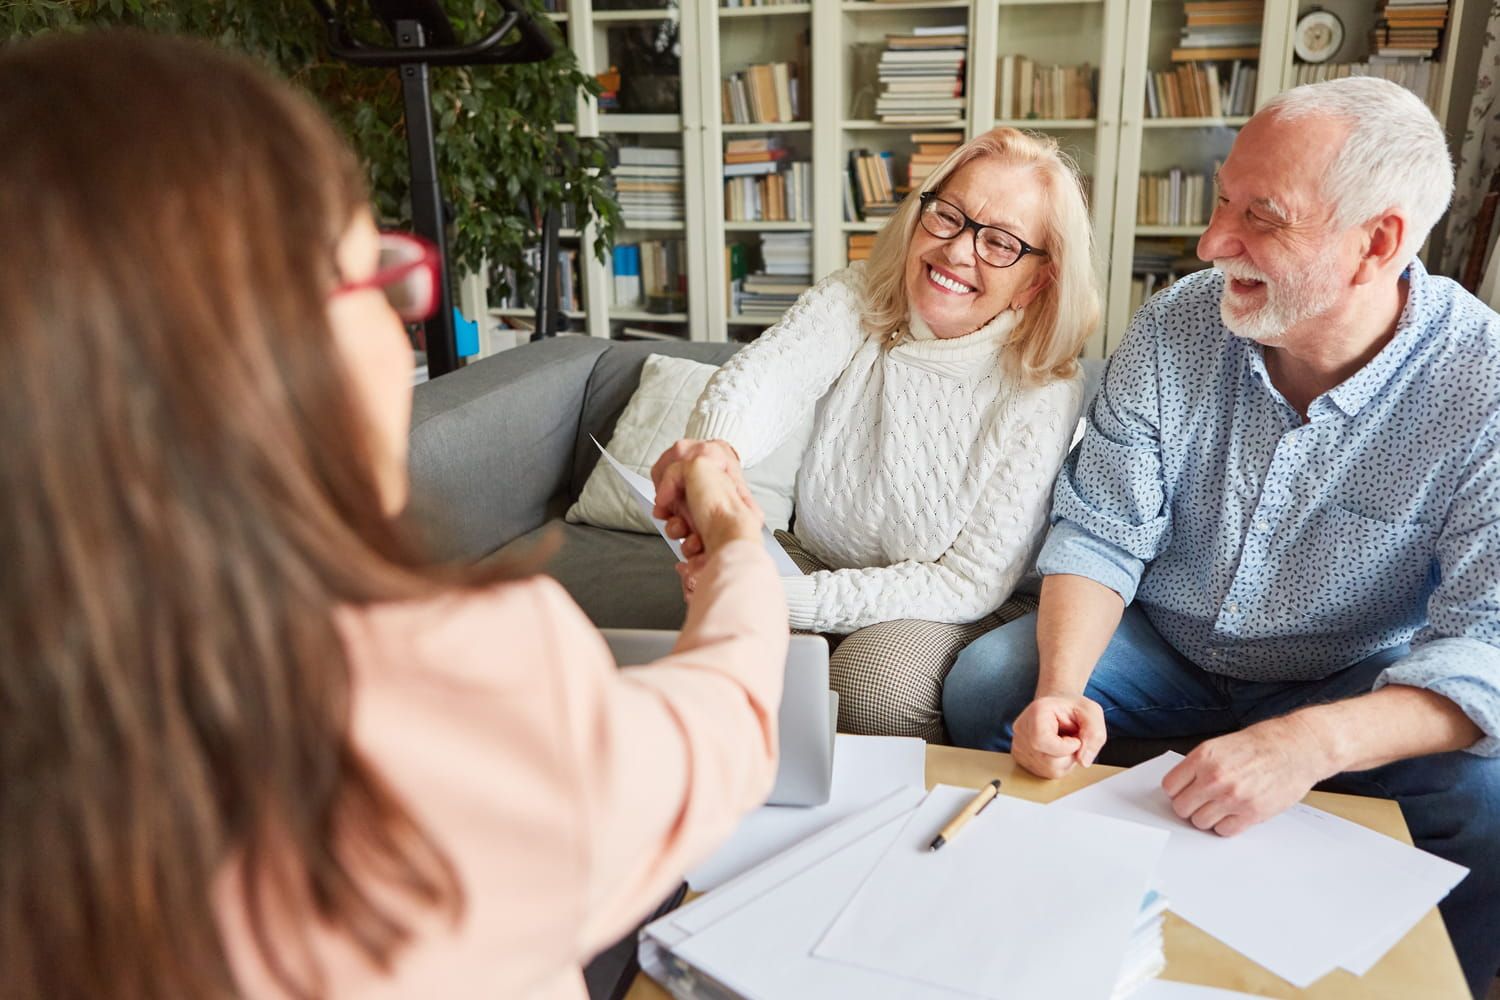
[845,149,900,222]
[1371,0,1448,57]
[875,24,967,124]
[847,232,878,263]
[1136,168,1209,227]
[907,131,962,189]
[613,146,684,227]
[1172,0,1261,62]
[997,58,1097,120]
[724,139,811,223]
[722,62,801,124]
[735,232,811,316]
[1145,62,1255,117]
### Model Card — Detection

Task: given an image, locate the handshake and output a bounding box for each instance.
[650,439,765,596]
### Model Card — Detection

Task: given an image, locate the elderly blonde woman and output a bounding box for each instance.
[652,128,1098,741]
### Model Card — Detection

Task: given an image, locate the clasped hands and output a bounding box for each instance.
[649,439,763,598]
[1013,693,1330,837]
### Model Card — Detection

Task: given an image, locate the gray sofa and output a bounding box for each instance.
[409,335,741,629]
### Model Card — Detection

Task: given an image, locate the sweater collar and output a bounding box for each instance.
[897,308,1020,363]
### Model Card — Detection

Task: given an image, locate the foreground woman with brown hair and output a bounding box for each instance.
[0,31,785,1000]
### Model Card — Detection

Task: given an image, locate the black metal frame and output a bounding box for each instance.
[309,0,557,376]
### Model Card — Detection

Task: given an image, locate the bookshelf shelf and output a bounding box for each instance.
[617,220,687,231]
[719,3,812,16]
[1141,116,1252,128]
[727,312,785,325]
[721,121,815,133]
[548,11,568,21]
[591,8,679,23]
[842,220,889,232]
[599,114,683,133]
[993,118,1097,129]
[842,119,968,130]
[725,220,815,231]
[842,1,973,11]
[492,307,586,320]
[1135,225,1207,237]
[610,310,690,322]
[559,227,581,239]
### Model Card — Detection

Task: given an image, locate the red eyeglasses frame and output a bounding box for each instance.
[332,232,442,323]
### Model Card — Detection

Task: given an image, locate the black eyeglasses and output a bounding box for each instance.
[918,192,1048,269]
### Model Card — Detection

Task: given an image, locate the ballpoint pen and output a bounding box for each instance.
[928,778,1002,851]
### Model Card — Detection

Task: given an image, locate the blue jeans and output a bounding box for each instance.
[943,607,1500,998]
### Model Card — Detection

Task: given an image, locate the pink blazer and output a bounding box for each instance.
[216,539,787,998]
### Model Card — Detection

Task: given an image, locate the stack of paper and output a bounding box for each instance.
[1052,752,1469,988]
[644,784,1172,999]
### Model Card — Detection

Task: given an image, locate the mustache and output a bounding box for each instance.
[1215,259,1270,283]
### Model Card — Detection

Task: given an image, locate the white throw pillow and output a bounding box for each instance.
[566,353,812,533]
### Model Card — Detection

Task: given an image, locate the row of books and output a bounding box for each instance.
[845,148,900,222]
[1145,61,1256,118]
[719,0,802,6]
[876,24,967,124]
[494,247,581,313]
[611,239,687,313]
[726,162,812,223]
[1137,169,1210,227]
[1290,57,1440,106]
[614,146,684,227]
[722,62,801,125]
[997,58,1096,121]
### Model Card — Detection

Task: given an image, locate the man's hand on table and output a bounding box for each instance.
[1011,693,1108,780]
[1162,713,1332,837]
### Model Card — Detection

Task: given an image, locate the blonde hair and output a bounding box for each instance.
[859,128,1099,385]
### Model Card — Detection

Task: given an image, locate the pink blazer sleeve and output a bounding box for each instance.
[535,538,789,954]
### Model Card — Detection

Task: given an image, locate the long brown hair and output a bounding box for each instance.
[0,31,497,999]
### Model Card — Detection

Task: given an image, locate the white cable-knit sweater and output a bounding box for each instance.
[686,268,1084,633]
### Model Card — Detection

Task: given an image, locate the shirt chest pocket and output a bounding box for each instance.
[1301,504,1439,625]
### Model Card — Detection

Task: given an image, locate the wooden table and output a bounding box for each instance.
[626,744,1469,1000]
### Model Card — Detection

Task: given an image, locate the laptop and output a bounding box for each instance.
[600,630,837,807]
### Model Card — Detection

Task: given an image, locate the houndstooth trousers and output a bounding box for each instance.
[774,531,1038,744]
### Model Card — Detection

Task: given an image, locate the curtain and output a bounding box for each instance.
[1440,4,1500,277]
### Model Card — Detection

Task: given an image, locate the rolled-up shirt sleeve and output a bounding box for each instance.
[1037,299,1173,605]
[1376,411,1500,756]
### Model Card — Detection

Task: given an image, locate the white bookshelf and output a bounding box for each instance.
[489,0,1472,357]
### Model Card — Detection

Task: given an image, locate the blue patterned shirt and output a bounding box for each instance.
[1037,259,1500,755]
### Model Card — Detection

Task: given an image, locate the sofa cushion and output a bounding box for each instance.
[489,519,688,630]
[569,340,740,503]
[566,353,812,534]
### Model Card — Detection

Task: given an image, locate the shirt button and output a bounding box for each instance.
[1255,518,1269,532]
[1227,601,1240,615]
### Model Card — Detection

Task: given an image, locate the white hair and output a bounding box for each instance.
[1261,76,1453,255]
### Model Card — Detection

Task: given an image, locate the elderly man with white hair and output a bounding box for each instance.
[943,76,1500,996]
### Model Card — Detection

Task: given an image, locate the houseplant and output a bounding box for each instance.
[1,0,619,305]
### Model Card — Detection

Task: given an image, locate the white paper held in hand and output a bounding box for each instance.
[591,436,802,575]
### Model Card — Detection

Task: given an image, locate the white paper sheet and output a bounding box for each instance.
[590,436,802,574]
[687,734,926,891]
[660,786,978,1000]
[814,785,1170,1000]
[1052,752,1468,988]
